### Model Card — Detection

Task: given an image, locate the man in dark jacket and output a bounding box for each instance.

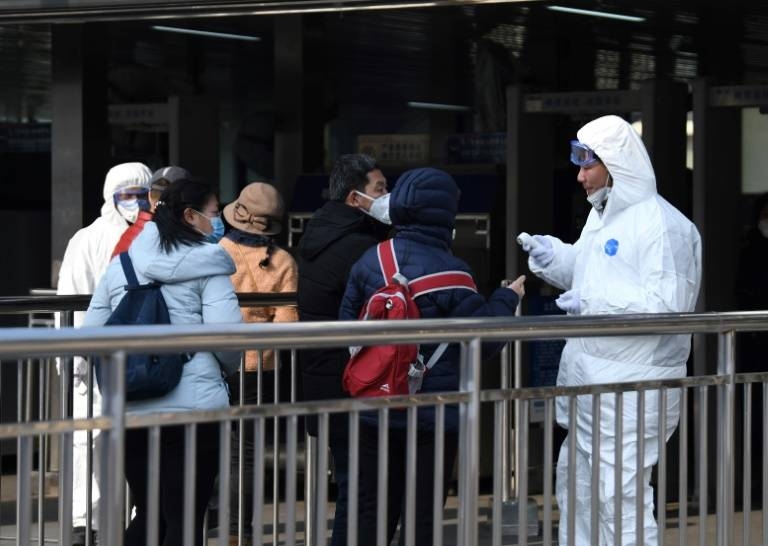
[339,167,524,545]
[296,153,390,546]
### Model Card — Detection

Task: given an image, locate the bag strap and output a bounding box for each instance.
[410,271,477,298]
[118,252,140,288]
[377,240,399,284]
[425,343,449,370]
[414,271,475,370]
[376,239,476,371]
[377,240,477,295]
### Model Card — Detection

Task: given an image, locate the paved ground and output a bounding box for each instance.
[0,474,764,545]
[0,496,764,545]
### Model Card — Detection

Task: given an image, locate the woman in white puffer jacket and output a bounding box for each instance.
[84,178,242,546]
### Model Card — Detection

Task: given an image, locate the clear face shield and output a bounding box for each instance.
[570,140,600,168]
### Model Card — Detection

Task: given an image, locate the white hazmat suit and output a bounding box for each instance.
[56,162,152,531]
[527,116,702,546]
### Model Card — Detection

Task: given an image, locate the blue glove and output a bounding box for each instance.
[555,289,581,315]
[528,235,554,268]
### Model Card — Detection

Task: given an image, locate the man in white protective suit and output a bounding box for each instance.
[521,115,702,546]
[56,162,152,545]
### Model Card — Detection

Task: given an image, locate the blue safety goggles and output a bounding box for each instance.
[570,140,601,167]
[113,186,149,201]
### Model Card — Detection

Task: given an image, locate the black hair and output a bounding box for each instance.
[153,179,216,252]
[328,154,379,201]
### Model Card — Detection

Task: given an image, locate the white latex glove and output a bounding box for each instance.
[555,289,581,315]
[527,235,554,268]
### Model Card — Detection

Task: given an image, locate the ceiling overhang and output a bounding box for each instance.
[0,0,539,24]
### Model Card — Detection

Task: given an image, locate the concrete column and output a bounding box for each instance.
[273,15,303,211]
[50,24,108,277]
[639,80,689,215]
[169,95,220,191]
[691,77,742,521]
[427,10,461,157]
[505,85,555,281]
[692,78,741,316]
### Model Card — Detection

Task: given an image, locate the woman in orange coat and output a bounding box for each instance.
[219,181,297,544]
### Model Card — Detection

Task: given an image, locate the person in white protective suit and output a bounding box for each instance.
[521,115,702,546]
[56,162,152,544]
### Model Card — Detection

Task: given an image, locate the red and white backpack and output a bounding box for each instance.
[342,239,477,398]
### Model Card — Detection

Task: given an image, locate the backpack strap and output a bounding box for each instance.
[376,240,399,284]
[377,240,477,296]
[118,252,140,288]
[410,271,477,298]
[377,239,477,372]
[424,343,449,370]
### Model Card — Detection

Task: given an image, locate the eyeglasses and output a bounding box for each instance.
[570,140,601,168]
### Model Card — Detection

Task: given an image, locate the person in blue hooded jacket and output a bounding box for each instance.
[339,167,525,544]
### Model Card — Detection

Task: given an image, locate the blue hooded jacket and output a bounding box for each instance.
[339,168,520,430]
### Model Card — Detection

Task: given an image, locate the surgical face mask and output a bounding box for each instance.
[587,173,612,212]
[759,219,768,239]
[354,191,391,225]
[587,185,611,211]
[194,210,225,243]
[206,216,226,243]
[116,199,141,223]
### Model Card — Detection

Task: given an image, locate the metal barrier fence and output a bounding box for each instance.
[0,305,767,546]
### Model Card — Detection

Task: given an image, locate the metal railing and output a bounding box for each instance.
[0,292,297,314]
[1,305,767,545]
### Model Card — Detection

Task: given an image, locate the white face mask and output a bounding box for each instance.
[587,174,612,212]
[587,186,610,211]
[759,219,768,239]
[116,199,140,223]
[354,191,391,225]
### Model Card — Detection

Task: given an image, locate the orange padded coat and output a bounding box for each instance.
[219,237,298,371]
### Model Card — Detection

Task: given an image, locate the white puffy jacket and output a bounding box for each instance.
[83,222,243,414]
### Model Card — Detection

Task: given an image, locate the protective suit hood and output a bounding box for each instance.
[577,115,656,221]
[100,162,153,224]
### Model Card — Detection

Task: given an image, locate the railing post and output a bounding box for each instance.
[500,342,512,502]
[99,351,125,546]
[58,310,73,546]
[304,433,317,546]
[457,338,482,546]
[17,378,32,546]
[513,308,523,502]
[716,331,735,546]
